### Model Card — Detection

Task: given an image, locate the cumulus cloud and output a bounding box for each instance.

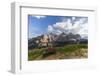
[48,25,53,32]
[47,17,88,38]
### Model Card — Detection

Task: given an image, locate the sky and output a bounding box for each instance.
[28,15,88,39]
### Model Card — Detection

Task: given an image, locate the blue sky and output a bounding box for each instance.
[28,15,88,39]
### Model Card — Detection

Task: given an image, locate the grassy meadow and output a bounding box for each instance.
[28,44,88,61]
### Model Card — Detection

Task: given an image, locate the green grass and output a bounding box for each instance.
[28,48,45,60]
[28,44,88,60]
[56,44,87,53]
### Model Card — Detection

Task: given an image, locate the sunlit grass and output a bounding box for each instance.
[28,44,88,60]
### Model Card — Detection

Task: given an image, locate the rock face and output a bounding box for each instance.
[54,33,81,41]
[28,32,87,50]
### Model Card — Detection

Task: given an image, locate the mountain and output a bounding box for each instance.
[28,32,87,49]
[53,33,81,42]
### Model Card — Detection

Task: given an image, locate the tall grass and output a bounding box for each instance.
[28,44,88,60]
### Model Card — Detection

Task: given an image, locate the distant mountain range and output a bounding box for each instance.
[28,32,88,49]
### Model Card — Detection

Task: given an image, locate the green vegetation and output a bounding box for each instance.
[56,44,87,53]
[28,44,88,60]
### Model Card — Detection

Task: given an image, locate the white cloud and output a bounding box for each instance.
[78,23,88,38]
[47,17,88,38]
[47,25,54,32]
[33,16,46,19]
[72,17,76,21]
